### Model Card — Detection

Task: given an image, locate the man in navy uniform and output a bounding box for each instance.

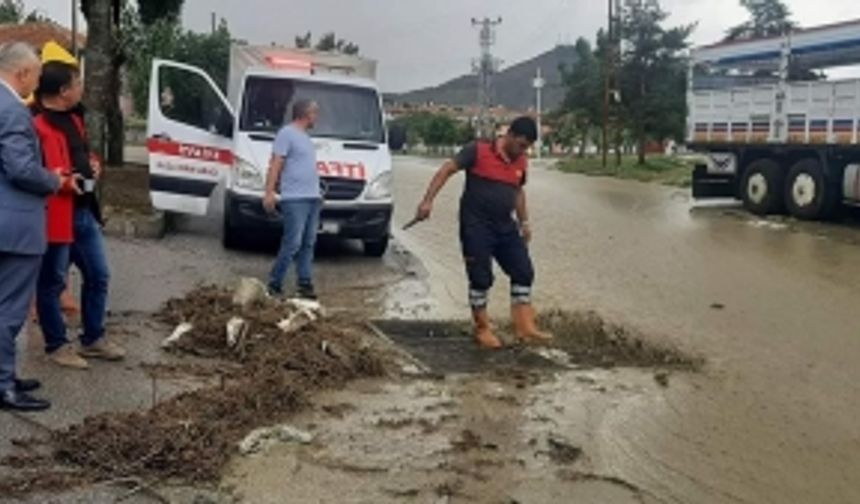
[414,116,552,348]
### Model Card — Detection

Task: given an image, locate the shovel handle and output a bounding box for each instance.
[402,218,422,231]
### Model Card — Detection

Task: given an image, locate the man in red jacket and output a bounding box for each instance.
[34,61,125,368]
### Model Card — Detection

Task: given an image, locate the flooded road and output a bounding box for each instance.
[6,154,859,503]
[388,156,860,503]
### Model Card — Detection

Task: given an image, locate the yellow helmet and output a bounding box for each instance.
[41,41,78,66]
[25,42,79,105]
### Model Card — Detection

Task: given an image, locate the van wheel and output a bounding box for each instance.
[363,237,389,258]
[741,158,785,215]
[222,216,244,250]
[785,159,838,220]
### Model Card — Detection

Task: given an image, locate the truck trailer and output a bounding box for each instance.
[146,45,393,256]
[689,19,860,220]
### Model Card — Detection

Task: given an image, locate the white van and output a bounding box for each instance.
[146,45,393,256]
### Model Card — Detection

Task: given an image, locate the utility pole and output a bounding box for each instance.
[211,12,217,34]
[602,0,612,168]
[472,17,502,139]
[602,0,622,169]
[533,67,545,158]
[71,0,79,58]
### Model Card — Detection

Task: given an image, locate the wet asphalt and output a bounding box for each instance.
[392,155,860,503]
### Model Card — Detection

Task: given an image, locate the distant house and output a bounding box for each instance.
[0,23,135,119]
[0,22,86,55]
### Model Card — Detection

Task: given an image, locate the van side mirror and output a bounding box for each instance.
[215,110,234,138]
[387,124,406,152]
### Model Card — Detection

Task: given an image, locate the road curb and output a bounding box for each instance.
[103,210,166,240]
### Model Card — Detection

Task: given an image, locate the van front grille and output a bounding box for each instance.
[321,177,366,201]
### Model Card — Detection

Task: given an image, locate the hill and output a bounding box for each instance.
[387,45,577,112]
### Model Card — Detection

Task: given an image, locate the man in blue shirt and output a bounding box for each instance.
[263,99,321,299]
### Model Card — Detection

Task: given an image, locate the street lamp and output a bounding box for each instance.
[71,0,79,58]
[532,67,545,158]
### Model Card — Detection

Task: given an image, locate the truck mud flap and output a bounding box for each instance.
[692,164,735,199]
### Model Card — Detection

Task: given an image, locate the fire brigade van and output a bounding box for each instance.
[146,45,393,256]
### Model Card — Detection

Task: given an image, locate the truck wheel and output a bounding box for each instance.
[363,237,389,258]
[741,159,785,215]
[785,159,838,220]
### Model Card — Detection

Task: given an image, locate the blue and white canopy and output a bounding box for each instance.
[693,19,860,70]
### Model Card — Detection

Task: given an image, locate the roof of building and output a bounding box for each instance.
[0,22,86,52]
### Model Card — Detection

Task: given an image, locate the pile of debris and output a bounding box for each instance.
[157,279,326,359]
[539,310,703,370]
[0,280,390,496]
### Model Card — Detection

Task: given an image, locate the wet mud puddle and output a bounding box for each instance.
[227,314,701,504]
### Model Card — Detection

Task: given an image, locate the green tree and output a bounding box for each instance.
[726,0,795,41]
[422,114,460,148]
[24,10,52,23]
[295,31,312,49]
[544,111,579,155]
[559,37,602,158]
[296,31,360,55]
[0,0,23,23]
[138,0,183,25]
[0,0,53,24]
[125,12,231,117]
[391,112,468,151]
[618,0,693,165]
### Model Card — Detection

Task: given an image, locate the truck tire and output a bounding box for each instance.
[363,237,389,258]
[740,158,785,215]
[784,159,839,220]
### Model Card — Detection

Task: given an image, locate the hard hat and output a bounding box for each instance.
[41,41,78,66]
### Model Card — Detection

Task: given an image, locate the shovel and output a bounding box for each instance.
[402,217,423,231]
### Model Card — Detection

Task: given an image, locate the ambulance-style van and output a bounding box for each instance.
[147,45,393,255]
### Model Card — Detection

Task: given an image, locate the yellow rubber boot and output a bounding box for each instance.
[473,309,503,349]
[512,304,553,344]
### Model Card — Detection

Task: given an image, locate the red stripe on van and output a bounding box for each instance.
[147,138,234,166]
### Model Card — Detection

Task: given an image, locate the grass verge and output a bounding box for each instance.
[556,155,698,188]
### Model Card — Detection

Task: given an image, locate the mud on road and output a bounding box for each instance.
[0,282,700,504]
[0,286,391,498]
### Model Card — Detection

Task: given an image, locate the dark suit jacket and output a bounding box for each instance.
[0,83,59,256]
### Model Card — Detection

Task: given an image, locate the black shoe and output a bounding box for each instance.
[267,284,284,299]
[14,379,41,393]
[0,389,51,412]
[297,284,317,301]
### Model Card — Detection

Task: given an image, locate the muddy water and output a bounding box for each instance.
[386,157,860,503]
[228,371,662,504]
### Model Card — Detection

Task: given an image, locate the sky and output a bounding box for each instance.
[21,0,860,92]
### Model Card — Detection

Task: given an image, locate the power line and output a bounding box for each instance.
[472,16,503,139]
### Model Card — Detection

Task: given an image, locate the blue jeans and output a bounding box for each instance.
[36,244,72,353]
[268,199,321,292]
[0,253,42,391]
[70,208,110,347]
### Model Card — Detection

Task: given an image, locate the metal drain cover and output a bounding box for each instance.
[371,319,559,374]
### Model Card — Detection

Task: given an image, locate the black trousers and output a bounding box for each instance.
[460,223,534,308]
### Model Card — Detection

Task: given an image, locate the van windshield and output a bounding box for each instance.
[240,76,384,143]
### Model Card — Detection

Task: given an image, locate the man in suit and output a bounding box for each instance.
[0,42,69,412]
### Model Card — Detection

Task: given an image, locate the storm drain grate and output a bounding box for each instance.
[370,319,559,374]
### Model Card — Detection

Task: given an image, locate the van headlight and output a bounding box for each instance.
[234,158,265,191]
[365,172,392,200]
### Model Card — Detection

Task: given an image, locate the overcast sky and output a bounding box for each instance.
[22,0,860,91]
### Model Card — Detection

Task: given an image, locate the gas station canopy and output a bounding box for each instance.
[693,19,860,71]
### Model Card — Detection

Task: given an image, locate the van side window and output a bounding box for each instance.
[159,67,232,135]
